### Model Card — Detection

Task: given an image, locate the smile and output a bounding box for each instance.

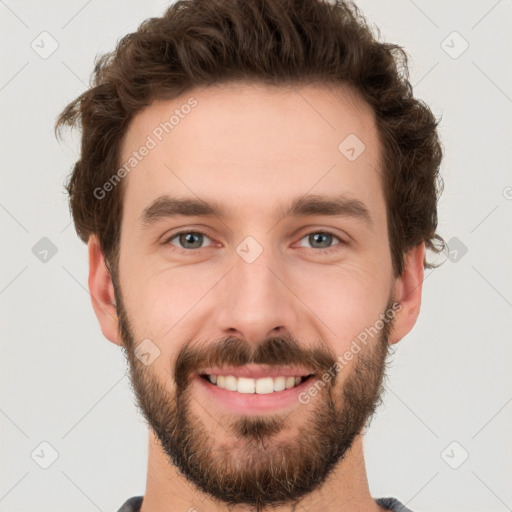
[194,366,318,414]
[200,374,314,394]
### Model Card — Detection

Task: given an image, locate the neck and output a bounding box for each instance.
[140,429,384,512]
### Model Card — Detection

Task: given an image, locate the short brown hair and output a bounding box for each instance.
[55,0,444,279]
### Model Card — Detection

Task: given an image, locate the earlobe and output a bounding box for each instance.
[388,242,425,345]
[88,235,122,346]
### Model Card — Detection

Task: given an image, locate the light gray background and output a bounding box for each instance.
[1,1,511,511]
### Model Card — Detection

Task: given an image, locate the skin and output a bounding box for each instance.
[88,82,424,511]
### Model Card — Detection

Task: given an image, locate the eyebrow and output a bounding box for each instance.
[139,193,374,229]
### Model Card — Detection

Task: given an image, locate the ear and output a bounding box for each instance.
[388,242,425,345]
[88,234,122,346]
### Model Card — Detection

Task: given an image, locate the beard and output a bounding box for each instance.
[114,280,394,511]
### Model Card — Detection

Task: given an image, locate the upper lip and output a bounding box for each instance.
[197,364,314,379]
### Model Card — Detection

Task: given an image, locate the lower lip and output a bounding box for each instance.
[194,375,316,415]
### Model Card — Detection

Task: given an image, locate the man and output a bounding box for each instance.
[55,0,444,510]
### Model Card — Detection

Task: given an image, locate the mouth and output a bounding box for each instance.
[198,373,315,394]
[194,366,317,414]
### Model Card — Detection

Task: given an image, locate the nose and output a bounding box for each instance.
[214,247,300,345]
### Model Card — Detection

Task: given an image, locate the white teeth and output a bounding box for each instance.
[273,376,286,391]
[224,375,237,391]
[285,376,296,389]
[237,377,255,394]
[255,377,274,394]
[205,374,308,393]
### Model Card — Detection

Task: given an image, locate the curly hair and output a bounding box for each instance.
[55,0,444,279]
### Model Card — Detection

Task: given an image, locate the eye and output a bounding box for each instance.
[297,231,345,253]
[165,230,213,250]
[163,229,346,253]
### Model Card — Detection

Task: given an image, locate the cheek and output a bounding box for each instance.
[288,259,392,347]
[122,265,226,373]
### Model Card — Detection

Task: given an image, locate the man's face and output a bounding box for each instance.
[113,83,397,508]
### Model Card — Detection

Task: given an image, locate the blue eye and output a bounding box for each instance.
[164,230,345,253]
[298,231,343,252]
[166,230,212,250]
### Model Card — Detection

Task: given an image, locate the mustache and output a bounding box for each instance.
[174,334,339,390]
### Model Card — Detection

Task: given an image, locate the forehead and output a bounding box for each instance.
[119,82,384,227]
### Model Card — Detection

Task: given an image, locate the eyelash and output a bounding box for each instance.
[163,229,346,254]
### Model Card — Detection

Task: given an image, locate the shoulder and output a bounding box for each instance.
[375,496,415,512]
[116,496,144,512]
